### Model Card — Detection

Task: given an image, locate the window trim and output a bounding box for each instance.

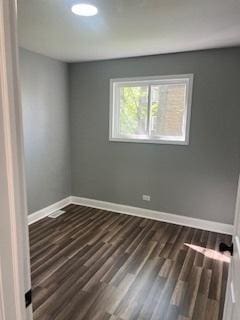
[109,74,194,145]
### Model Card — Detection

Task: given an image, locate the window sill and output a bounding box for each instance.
[109,137,189,145]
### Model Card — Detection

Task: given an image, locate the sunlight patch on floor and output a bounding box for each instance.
[184,243,231,263]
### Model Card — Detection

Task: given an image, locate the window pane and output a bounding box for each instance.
[119,86,148,136]
[150,84,186,138]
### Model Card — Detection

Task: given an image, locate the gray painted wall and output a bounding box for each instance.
[69,48,240,225]
[19,48,71,214]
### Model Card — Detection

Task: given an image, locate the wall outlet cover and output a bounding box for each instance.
[142,195,151,201]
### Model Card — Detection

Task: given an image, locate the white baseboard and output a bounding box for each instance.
[28,197,71,225]
[28,195,233,234]
[70,196,233,235]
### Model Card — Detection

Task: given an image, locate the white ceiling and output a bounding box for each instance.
[18,0,240,62]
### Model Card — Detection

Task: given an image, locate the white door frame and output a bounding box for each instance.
[222,175,240,320]
[0,0,32,319]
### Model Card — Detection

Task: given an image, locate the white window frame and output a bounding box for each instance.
[109,74,194,145]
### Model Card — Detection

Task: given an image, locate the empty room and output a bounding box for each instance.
[1,1,240,320]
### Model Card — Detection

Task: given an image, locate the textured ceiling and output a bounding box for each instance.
[18,0,240,62]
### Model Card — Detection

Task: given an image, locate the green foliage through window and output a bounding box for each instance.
[119,86,148,135]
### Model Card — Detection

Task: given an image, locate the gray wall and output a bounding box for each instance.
[69,48,240,225]
[19,48,71,214]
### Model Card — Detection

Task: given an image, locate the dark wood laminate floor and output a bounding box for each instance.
[29,204,232,320]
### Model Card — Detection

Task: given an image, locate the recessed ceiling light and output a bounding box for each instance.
[71,3,98,16]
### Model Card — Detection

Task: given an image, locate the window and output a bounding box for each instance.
[109,74,193,144]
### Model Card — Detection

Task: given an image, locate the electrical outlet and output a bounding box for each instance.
[142,194,151,201]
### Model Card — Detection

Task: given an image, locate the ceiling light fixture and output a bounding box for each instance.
[71,3,98,16]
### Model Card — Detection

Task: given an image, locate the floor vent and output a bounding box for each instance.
[48,210,65,219]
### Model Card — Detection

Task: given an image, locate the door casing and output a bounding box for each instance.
[0,0,32,319]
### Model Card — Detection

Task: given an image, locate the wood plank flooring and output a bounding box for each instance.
[29,204,232,320]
